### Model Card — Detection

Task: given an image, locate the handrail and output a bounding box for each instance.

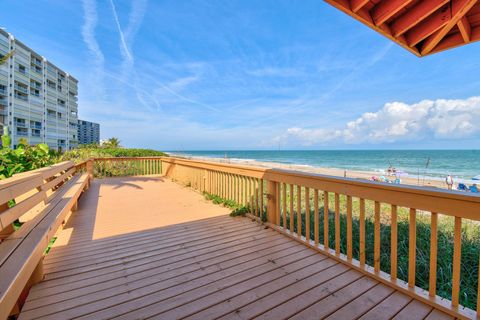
[158,156,480,319]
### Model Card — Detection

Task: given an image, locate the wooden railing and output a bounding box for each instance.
[159,156,480,319]
[93,157,162,177]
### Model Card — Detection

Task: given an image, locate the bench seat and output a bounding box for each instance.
[0,162,90,319]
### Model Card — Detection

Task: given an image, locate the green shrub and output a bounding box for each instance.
[60,147,166,163]
[0,143,55,179]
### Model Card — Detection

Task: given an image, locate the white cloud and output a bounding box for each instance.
[278,97,480,146]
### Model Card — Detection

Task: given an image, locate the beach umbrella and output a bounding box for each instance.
[473,175,480,180]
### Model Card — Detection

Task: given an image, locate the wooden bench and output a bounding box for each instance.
[0,161,91,319]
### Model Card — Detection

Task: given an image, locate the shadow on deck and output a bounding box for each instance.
[18,177,452,320]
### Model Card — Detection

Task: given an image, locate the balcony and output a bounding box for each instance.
[14,93,28,102]
[15,121,27,128]
[30,82,42,90]
[15,129,28,136]
[15,67,28,76]
[14,85,29,94]
[31,59,42,68]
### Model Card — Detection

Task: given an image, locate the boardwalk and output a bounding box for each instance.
[19,177,453,320]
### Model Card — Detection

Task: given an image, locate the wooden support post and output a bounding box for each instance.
[86,158,94,181]
[267,180,278,225]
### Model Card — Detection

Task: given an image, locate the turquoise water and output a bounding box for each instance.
[169,150,480,181]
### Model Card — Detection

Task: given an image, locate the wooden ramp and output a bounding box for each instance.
[18,177,453,320]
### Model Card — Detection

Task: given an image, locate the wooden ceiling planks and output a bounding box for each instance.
[324,0,480,56]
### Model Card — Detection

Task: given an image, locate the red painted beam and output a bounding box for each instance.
[429,24,480,53]
[390,0,450,37]
[350,0,370,12]
[421,0,478,54]
[405,5,451,47]
[457,15,472,42]
[371,0,414,26]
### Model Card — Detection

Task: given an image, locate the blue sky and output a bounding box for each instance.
[1,0,480,150]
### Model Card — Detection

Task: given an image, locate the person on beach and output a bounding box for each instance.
[445,174,454,190]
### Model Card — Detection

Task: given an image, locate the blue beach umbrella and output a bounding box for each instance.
[472,175,480,180]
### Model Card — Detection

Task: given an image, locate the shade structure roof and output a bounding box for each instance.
[324,0,480,56]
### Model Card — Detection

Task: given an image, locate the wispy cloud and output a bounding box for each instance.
[81,0,105,97]
[108,0,134,63]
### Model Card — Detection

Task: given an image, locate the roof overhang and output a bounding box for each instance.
[324,0,480,57]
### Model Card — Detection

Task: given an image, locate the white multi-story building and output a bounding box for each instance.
[0,29,78,151]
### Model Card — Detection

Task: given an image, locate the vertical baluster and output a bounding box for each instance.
[305,187,310,242]
[260,180,264,218]
[289,184,294,233]
[314,189,319,246]
[324,191,329,250]
[275,181,281,224]
[477,258,480,315]
[252,178,256,216]
[212,171,216,195]
[374,201,381,273]
[335,193,340,255]
[250,178,254,215]
[282,183,287,229]
[219,172,222,197]
[226,174,230,199]
[254,179,259,217]
[391,205,398,279]
[244,176,247,206]
[236,175,240,205]
[408,208,416,287]
[232,175,236,203]
[346,195,352,260]
[218,172,221,197]
[452,216,462,307]
[240,176,244,205]
[223,173,227,198]
[429,212,437,296]
[359,198,366,266]
[297,185,302,237]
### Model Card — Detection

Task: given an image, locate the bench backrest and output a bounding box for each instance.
[0,161,76,237]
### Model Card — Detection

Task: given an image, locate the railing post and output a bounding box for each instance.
[86,158,94,180]
[267,180,278,225]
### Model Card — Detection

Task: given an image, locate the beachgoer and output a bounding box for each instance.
[445,175,454,190]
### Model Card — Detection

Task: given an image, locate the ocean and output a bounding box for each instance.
[168,150,480,182]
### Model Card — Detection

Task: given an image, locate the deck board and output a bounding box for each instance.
[19,177,455,320]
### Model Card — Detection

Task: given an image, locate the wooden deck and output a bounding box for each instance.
[18,177,454,320]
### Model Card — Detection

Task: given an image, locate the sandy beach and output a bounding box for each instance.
[172,155,452,189]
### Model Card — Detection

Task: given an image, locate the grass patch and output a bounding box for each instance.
[203,192,256,219]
